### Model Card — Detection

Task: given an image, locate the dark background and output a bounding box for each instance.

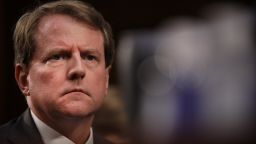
[0,0,254,126]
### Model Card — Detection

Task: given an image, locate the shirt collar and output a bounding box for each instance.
[31,110,93,144]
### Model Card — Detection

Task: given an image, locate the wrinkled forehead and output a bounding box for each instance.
[35,13,100,35]
[32,14,104,55]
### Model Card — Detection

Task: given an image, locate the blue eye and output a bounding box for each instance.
[51,54,62,60]
[86,55,97,61]
[49,53,70,61]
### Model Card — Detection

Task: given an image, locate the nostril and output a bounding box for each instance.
[68,70,85,81]
[67,63,85,80]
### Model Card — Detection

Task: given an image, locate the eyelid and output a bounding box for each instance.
[44,51,70,62]
[81,52,100,60]
[87,55,98,60]
[53,54,66,59]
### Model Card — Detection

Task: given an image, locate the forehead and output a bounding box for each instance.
[36,14,100,35]
[34,14,104,49]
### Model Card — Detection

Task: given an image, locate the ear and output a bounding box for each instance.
[15,64,30,96]
[104,66,111,96]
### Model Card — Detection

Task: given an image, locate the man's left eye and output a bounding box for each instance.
[85,55,97,61]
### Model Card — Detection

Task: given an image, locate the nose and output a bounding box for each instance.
[67,53,85,81]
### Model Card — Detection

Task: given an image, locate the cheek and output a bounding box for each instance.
[91,71,108,96]
[32,72,52,85]
[28,68,60,94]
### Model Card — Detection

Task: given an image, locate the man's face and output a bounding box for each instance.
[19,14,109,120]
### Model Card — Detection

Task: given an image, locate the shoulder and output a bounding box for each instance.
[0,109,44,144]
[0,118,18,143]
[94,131,114,144]
[0,111,26,135]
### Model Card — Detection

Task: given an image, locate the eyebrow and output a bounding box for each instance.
[41,47,103,60]
[39,48,68,61]
[80,48,102,56]
[44,48,70,56]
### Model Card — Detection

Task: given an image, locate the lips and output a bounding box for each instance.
[63,88,90,97]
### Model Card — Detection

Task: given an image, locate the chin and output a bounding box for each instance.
[58,105,97,118]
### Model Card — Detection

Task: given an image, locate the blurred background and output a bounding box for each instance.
[0,0,255,144]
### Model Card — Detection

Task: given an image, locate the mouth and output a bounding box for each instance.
[63,88,90,97]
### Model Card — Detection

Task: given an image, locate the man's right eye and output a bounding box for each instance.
[45,54,68,63]
[50,54,63,60]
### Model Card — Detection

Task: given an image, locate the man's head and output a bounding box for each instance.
[14,0,114,122]
[14,0,114,69]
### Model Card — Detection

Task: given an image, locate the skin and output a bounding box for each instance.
[15,14,110,144]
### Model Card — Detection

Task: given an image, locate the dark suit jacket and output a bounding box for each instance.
[0,109,112,144]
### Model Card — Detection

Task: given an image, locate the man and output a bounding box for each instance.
[0,0,114,144]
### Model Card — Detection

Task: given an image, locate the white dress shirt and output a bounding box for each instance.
[31,110,93,144]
